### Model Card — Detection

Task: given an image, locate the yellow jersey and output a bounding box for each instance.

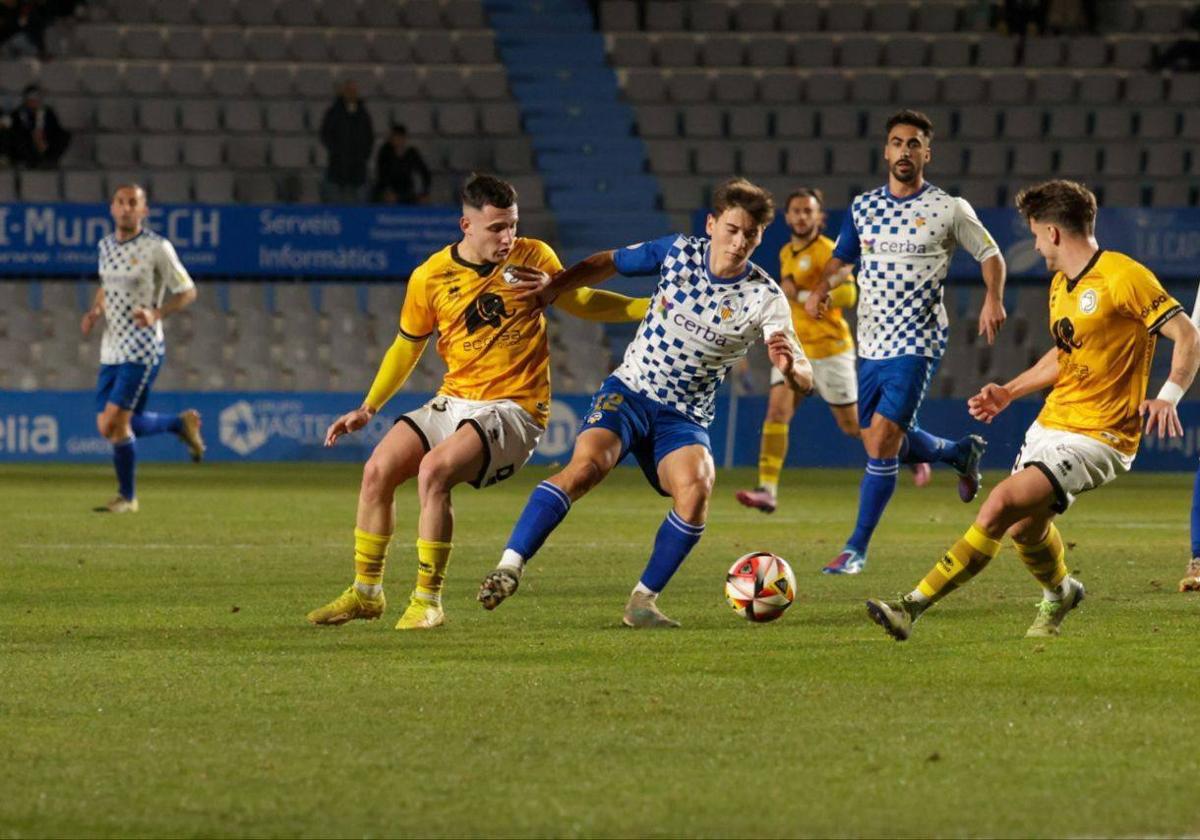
[779,235,854,360]
[1037,249,1183,456]
[399,238,563,427]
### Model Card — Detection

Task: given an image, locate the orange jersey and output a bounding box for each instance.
[1037,249,1183,456]
[399,238,562,427]
[779,235,854,359]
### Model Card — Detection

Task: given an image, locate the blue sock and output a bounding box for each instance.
[901,427,961,466]
[130,412,181,438]
[113,436,137,501]
[1191,463,1200,558]
[505,481,572,562]
[845,457,899,555]
[639,510,705,592]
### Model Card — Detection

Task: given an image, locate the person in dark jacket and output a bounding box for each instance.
[372,124,432,205]
[319,80,374,204]
[10,84,70,167]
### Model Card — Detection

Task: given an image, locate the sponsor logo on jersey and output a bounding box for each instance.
[1139,293,1168,320]
[1051,317,1083,353]
[465,292,511,334]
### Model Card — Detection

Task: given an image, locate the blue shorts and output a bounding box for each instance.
[580,376,711,497]
[857,355,939,430]
[95,361,161,414]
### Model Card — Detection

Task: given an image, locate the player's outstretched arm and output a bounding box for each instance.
[1139,312,1200,438]
[977,253,1007,345]
[509,251,618,310]
[556,287,649,323]
[81,287,105,335]
[968,347,1059,423]
[326,333,428,447]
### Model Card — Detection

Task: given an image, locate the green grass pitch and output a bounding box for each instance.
[2,463,1198,838]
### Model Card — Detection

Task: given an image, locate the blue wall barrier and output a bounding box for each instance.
[2,390,1196,472]
[693,205,1200,284]
[0,203,461,277]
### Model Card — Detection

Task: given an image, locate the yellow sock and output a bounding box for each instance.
[758,421,789,495]
[414,538,453,604]
[915,523,1002,605]
[353,528,390,592]
[1014,524,1068,594]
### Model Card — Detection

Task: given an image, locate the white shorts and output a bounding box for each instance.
[770,349,857,406]
[1012,421,1133,512]
[400,395,543,489]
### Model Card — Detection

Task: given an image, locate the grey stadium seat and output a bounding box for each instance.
[194,172,234,204]
[180,99,220,132]
[139,135,181,168]
[728,105,770,139]
[610,34,652,66]
[182,136,224,167]
[225,100,265,133]
[1003,106,1044,139]
[1078,75,1120,104]
[270,137,313,168]
[227,136,268,168]
[646,141,690,174]
[63,171,104,202]
[645,2,685,31]
[759,71,801,103]
[600,0,638,31]
[97,98,135,131]
[666,70,711,102]
[251,65,294,98]
[734,2,778,31]
[1012,143,1053,176]
[1093,108,1133,140]
[682,105,722,138]
[791,36,836,68]
[745,35,789,68]
[95,134,137,167]
[694,141,736,175]
[690,1,731,32]
[19,171,61,202]
[1145,144,1187,177]
[785,142,829,176]
[138,98,178,133]
[150,171,192,203]
[165,63,210,96]
[657,35,700,68]
[1138,108,1178,140]
[1100,145,1141,177]
[838,36,882,68]
[850,71,894,104]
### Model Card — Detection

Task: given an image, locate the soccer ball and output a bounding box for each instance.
[724,552,796,623]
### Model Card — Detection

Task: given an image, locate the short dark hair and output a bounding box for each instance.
[111,182,147,201]
[785,187,825,210]
[885,109,934,142]
[711,178,775,227]
[460,173,517,210]
[1014,179,1097,236]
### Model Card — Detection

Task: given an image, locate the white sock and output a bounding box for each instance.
[498,549,525,574]
[354,582,382,598]
[633,582,657,598]
[906,589,930,606]
[761,480,778,496]
[1043,577,1071,602]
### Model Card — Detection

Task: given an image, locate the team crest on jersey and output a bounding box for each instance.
[718,293,742,321]
[798,256,812,272]
[1051,317,1083,353]
[1079,289,1098,314]
[586,411,603,424]
[465,292,511,333]
[914,215,926,227]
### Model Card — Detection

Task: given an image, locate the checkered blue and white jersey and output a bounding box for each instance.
[98,230,194,365]
[609,234,802,426]
[833,183,999,360]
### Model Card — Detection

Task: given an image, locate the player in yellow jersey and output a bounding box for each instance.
[865,180,1200,641]
[736,188,928,514]
[306,174,647,630]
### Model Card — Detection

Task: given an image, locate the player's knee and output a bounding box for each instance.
[562,456,609,496]
[976,488,1019,535]
[416,454,456,495]
[361,455,402,500]
[97,413,127,441]
[672,473,714,521]
[835,415,860,438]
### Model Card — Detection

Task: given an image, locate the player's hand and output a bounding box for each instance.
[766,331,794,372]
[505,266,558,311]
[967,383,1011,423]
[132,306,161,327]
[1138,398,1183,438]
[80,308,101,336]
[978,295,1007,345]
[324,406,374,447]
[804,291,829,321]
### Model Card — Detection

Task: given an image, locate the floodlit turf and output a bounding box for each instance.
[2,463,1198,838]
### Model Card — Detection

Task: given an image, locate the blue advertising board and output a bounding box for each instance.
[693,205,1200,283]
[1,390,1196,473]
[0,203,462,278]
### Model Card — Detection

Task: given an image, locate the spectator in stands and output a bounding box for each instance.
[10,84,69,168]
[0,0,50,59]
[1002,0,1048,35]
[1150,6,1200,72]
[319,79,374,205]
[372,124,431,205]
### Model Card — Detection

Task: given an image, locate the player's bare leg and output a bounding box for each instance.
[94,404,138,513]
[307,421,423,626]
[479,427,622,610]
[623,445,715,628]
[396,425,487,629]
[737,383,797,513]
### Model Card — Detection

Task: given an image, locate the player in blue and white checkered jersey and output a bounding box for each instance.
[478,179,813,627]
[806,110,1008,575]
[80,184,206,514]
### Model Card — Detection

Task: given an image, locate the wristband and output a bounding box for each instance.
[795,290,810,303]
[1156,381,1185,406]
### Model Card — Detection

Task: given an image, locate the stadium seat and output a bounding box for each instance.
[138,98,179,133]
[689,1,730,33]
[225,100,265,133]
[210,65,253,97]
[62,171,104,203]
[734,1,777,32]
[95,134,137,167]
[1100,145,1141,177]
[826,2,868,31]
[18,171,61,202]
[139,135,182,168]
[682,105,722,138]
[791,36,836,68]
[164,63,210,96]
[150,170,193,203]
[1078,75,1120,105]
[227,136,269,168]
[838,36,882,68]
[645,2,685,31]
[759,71,801,103]
[784,142,829,176]
[600,0,638,31]
[125,62,168,96]
[193,171,234,203]
[1012,142,1053,176]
